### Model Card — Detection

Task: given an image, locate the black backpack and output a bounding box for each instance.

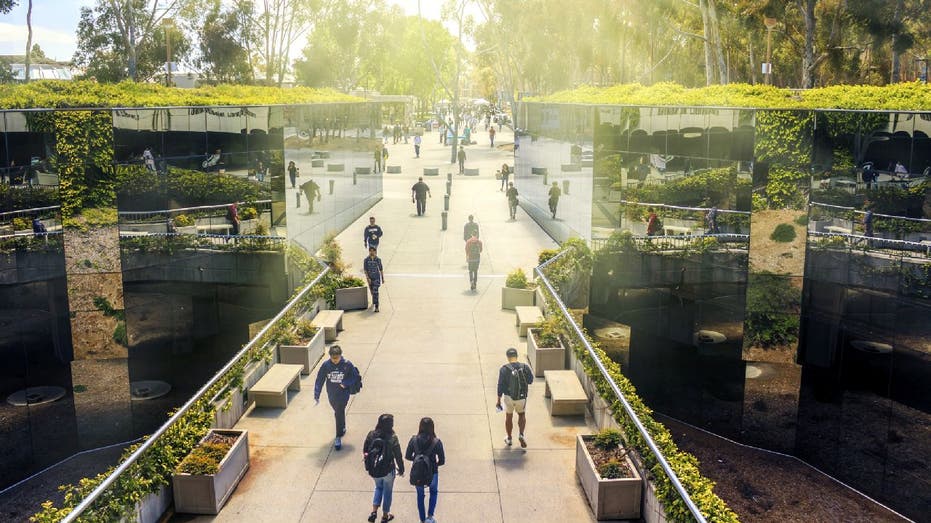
[364,433,393,478]
[506,363,528,400]
[409,437,439,486]
[347,361,363,395]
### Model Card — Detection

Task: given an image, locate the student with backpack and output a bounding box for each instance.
[495,347,534,448]
[405,417,445,523]
[363,414,404,523]
[314,345,362,450]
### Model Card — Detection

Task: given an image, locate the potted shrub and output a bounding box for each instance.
[171,213,198,235]
[172,429,250,515]
[239,206,259,235]
[334,275,368,310]
[502,268,536,310]
[276,317,325,375]
[576,429,642,520]
[527,316,566,377]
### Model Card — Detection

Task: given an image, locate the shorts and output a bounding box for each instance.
[502,394,527,414]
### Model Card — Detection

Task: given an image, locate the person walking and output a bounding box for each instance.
[405,417,445,523]
[363,247,385,312]
[414,134,422,158]
[288,160,299,188]
[300,178,321,213]
[513,132,519,156]
[364,414,405,523]
[496,347,534,448]
[374,146,383,174]
[457,147,466,175]
[314,345,360,450]
[499,164,510,191]
[505,182,519,220]
[548,181,562,219]
[411,177,432,216]
[364,216,384,250]
[465,231,483,291]
[488,126,496,148]
[382,146,390,170]
[705,206,720,234]
[463,215,479,242]
[863,208,874,238]
[646,207,661,236]
[226,203,240,235]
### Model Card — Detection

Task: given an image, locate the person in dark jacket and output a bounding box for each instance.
[496,347,534,448]
[363,247,385,312]
[405,417,445,523]
[314,345,360,450]
[462,215,479,242]
[505,182,519,220]
[364,216,384,250]
[411,178,431,216]
[364,413,405,523]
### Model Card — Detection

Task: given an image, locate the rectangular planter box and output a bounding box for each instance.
[501,286,535,310]
[576,435,642,521]
[173,429,250,515]
[335,286,368,310]
[278,327,325,375]
[527,328,566,378]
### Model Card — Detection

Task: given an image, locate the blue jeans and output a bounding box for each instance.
[373,470,396,512]
[415,472,438,522]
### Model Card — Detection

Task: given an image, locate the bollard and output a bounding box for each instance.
[329,179,335,194]
[447,172,452,182]
[563,179,570,195]
[446,180,452,196]
[352,172,357,185]
[441,211,448,230]
[444,194,450,211]
[543,173,548,185]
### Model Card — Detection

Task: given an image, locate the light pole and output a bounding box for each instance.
[163,18,173,87]
[763,17,778,85]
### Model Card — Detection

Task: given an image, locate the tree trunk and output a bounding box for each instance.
[890,0,903,83]
[798,0,817,88]
[749,40,757,84]
[707,0,727,84]
[24,0,32,82]
[699,0,715,85]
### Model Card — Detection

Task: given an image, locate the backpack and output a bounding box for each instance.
[364,433,393,478]
[409,437,439,486]
[505,363,528,400]
[348,362,363,394]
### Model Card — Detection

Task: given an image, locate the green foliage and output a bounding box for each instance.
[505,268,531,289]
[295,318,318,340]
[593,428,624,451]
[597,459,628,480]
[770,223,797,243]
[319,234,348,275]
[745,272,801,349]
[0,185,59,213]
[312,273,366,308]
[534,316,562,348]
[0,234,65,254]
[173,214,195,227]
[11,216,30,230]
[239,207,258,220]
[764,166,809,209]
[166,168,261,207]
[537,248,560,265]
[176,435,236,475]
[112,321,128,347]
[0,80,359,109]
[794,214,809,226]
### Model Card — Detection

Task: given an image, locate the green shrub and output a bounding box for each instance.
[112,321,128,347]
[794,214,809,226]
[11,217,30,230]
[745,272,801,348]
[770,223,797,243]
[597,459,628,479]
[534,316,563,347]
[505,268,531,289]
[176,440,233,475]
[240,207,258,220]
[295,318,318,340]
[538,248,560,265]
[593,428,624,451]
[173,214,195,227]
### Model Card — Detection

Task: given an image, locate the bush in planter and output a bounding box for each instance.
[505,268,533,289]
[597,459,630,480]
[239,207,258,220]
[535,316,562,347]
[176,437,235,475]
[593,428,624,451]
[538,248,560,265]
[173,213,195,227]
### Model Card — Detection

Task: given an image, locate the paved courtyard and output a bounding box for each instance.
[179,130,598,522]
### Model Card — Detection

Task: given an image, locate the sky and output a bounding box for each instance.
[0,0,460,63]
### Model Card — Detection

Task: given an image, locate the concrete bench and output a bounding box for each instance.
[313,309,344,342]
[311,159,325,168]
[248,363,304,408]
[354,166,372,175]
[824,225,852,235]
[463,168,479,176]
[423,168,440,176]
[515,306,544,337]
[561,164,581,172]
[197,224,233,235]
[663,225,691,236]
[544,370,587,416]
[531,167,547,175]
[327,164,345,172]
[386,165,402,174]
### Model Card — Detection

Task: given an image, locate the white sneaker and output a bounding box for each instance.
[504,437,512,446]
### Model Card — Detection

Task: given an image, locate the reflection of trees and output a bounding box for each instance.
[745,271,800,349]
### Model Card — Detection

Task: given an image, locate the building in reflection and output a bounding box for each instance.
[0,102,380,491]
[516,103,931,519]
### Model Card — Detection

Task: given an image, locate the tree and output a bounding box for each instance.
[24,0,31,82]
[197,0,253,82]
[241,0,330,85]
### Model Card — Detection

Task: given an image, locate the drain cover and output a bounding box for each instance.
[130,380,171,401]
[6,386,66,407]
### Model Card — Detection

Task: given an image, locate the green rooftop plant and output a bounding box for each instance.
[176,438,234,475]
[770,223,797,243]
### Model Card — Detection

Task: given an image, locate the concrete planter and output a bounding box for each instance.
[527,328,565,378]
[243,358,274,391]
[173,429,250,515]
[125,484,172,523]
[576,435,642,521]
[239,218,259,235]
[501,286,535,310]
[335,286,368,310]
[213,386,246,429]
[175,225,198,235]
[278,327,325,375]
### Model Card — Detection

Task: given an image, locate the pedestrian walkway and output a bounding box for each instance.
[179,131,597,523]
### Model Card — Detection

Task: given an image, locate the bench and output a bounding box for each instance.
[423,168,439,176]
[561,164,581,172]
[463,168,479,176]
[531,167,547,175]
[197,224,233,235]
[327,164,345,172]
[824,225,852,235]
[663,225,691,236]
[313,309,344,342]
[515,306,544,337]
[544,370,587,416]
[248,363,304,408]
[311,159,324,168]
[354,167,372,175]
[386,165,402,174]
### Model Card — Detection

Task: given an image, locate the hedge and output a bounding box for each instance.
[532,82,931,111]
[0,80,360,109]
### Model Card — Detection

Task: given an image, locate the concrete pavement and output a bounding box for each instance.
[181,129,596,523]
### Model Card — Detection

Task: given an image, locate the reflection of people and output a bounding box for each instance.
[863,208,874,237]
[489,126,496,148]
[143,147,156,172]
[411,177,431,216]
[499,164,510,191]
[646,207,660,236]
[374,147,382,173]
[364,216,384,250]
[505,182,519,220]
[513,132,519,155]
[32,216,47,237]
[287,161,298,188]
[465,231,482,291]
[706,206,720,234]
[457,147,466,174]
[300,178,321,213]
[548,182,561,219]
[862,162,875,190]
[363,247,385,313]
[463,215,479,242]
[894,161,908,177]
[226,203,240,235]
[203,149,222,171]
[414,134,422,158]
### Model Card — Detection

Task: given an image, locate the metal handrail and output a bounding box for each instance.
[617,199,750,215]
[810,202,931,223]
[117,199,273,221]
[61,257,330,522]
[535,251,708,523]
[0,205,61,219]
